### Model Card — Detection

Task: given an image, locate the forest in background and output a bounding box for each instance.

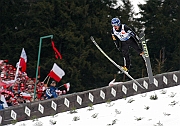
[0,0,180,93]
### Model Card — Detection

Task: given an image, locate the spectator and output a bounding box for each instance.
[45,81,58,99]
[0,100,4,110]
[1,60,70,107]
[5,96,13,106]
[36,82,43,100]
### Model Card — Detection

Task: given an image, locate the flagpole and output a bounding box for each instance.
[43,75,49,83]
[47,76,50,85]
[57,84,64,89]
[14,59,21,81]
[34,35,53,101]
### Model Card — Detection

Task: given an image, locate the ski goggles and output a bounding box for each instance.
[112,23,120,27]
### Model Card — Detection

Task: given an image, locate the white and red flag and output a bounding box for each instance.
[48,63,65,82]
[20,92,32,100]
[19,48,27,72]
[14,48,27,81]
[0,80,15,89]
[64,83,70,91]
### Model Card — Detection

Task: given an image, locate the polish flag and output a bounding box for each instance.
[0,80,15,89]
[48,63,65,82]
[19,48,27,72]
[20,92,32,100]
[64,83,70,91]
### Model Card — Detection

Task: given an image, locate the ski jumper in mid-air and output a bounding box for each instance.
[111,17,144,72]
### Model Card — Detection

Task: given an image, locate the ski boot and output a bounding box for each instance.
[117,66,129,74]
[122,66,128,72]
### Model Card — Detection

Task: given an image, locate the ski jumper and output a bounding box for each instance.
[111,24,143,69]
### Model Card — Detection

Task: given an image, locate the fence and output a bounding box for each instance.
[0,71,180,125]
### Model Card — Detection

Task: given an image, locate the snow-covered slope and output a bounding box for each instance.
[6,85,180,126]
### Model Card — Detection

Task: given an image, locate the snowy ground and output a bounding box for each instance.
[6,85,180,126]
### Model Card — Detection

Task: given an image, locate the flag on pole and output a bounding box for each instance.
[19,48,27,72]
[64,83,70,91]
[14,48,27,81]
[51,40,62,59]
[48,63,65,82]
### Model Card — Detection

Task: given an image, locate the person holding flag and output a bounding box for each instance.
[45,63,65,99]
[45,81,58,99]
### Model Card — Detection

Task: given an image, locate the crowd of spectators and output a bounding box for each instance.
[0,60,69,110]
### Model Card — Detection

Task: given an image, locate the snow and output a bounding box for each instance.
[6,85,180,126]
[129,0,146,13]
[116,0,146,18]
[116,0,146,13]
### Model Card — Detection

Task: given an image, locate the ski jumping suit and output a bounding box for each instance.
[111,24,143,69]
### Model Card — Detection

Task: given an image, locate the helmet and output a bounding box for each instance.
[111,18,121,26]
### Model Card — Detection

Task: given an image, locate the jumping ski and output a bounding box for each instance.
[139,32,154,84]
[90,36,145,89]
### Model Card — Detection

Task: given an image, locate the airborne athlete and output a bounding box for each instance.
[111,18,144,72]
